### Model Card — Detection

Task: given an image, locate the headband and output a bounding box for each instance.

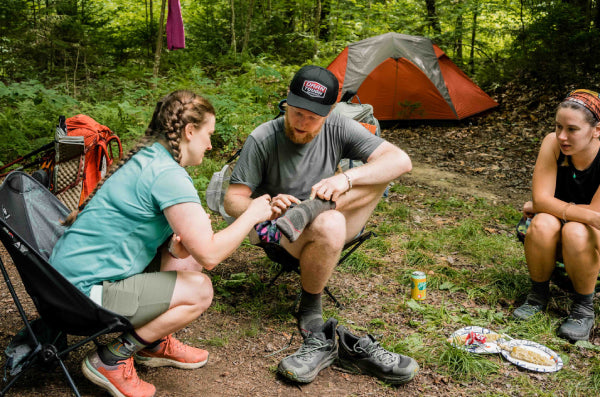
[564,89,600,122]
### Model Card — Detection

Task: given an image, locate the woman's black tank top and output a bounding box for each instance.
[555,148,600,204]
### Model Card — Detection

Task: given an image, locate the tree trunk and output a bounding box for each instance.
[145,0,149,56]
[230,0,237,56]
[454,10,463,65]
[364,0,371,38]
[241,0,255,54]
[313,0,321,57]
[331,0,340,48]
[153,0,167,83]
[469,4,478,74]
[149,0,154,55]
[595,1,600,32]
[424,0,441,35]
[31,0,36,26]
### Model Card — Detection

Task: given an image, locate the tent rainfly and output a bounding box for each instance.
[327,33,498,121]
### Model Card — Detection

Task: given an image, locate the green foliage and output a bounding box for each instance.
[505,2,600,87]
[3,0,593,92]
[0,80,79,163]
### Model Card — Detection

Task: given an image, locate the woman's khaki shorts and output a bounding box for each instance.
[101,271,177,328]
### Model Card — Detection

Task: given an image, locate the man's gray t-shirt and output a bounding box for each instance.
[230,112,385,200]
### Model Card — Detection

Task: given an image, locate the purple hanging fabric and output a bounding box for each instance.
[166,0,185,50]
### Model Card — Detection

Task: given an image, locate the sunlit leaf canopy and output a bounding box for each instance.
[1,0,599,163]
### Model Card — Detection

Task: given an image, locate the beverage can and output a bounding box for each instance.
[411,271,427,300]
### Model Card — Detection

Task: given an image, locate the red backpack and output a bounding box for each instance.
[65,115,123,206]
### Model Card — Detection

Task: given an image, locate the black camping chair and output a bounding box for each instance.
[260,230,376,309]
[0,171,132,397]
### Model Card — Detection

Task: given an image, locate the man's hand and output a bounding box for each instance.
[310,173,349,202]
[269,194,300,219]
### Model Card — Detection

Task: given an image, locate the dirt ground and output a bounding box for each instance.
[0,86,579,396]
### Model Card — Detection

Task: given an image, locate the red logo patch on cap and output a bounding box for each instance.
[302,80,327,98]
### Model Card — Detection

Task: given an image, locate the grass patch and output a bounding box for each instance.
[436,343,501,382]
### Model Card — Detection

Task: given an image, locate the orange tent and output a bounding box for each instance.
[327,33,498,121]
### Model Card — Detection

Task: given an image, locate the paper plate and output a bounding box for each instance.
[448,326,505,354]
[498,339,563,372]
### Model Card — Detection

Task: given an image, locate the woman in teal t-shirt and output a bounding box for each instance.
[50,90,272,397]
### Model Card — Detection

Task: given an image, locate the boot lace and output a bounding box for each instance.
[163,334,187,355]
[121,357,136,380]
[354,339,395,366]
[292,336,330,362]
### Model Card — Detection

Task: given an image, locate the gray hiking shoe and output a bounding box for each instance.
[278,317,338,383]
[558,302,595,341]
[558,316,594,341]
[336,325,419,385]
[513,295,548,320]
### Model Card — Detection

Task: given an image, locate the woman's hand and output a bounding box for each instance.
[168,233,190,259]
[522,201,535,218]
[586,209,600,230]
[246,194,274,223]
[268,194,300,219]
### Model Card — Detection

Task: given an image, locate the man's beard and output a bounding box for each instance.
[284,113,321,144]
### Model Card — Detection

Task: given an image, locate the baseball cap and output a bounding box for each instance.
[286,65,339,117]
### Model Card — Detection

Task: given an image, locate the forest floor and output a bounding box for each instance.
[1,83,596,397]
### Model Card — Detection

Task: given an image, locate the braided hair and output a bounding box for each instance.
[63,90,215,226]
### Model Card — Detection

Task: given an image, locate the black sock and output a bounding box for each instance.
[276,199,336,242]
[297,289,324,336]
[98,331,148,365]
[571,292,595,319]
[144,336,165,350]
[527,279,550,305]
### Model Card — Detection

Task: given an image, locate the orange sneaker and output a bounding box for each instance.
[134,334,209,369]
[82,350,155,397]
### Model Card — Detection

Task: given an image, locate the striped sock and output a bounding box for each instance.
[98,331,149,365]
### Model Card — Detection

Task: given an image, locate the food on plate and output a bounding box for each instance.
[448,331,503,345]
[498,343,555,367]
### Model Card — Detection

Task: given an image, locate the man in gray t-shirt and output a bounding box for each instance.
[224,65,414,384]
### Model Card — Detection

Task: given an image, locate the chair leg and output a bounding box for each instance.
[56,356,82,397]
[324,286,344,310]
[263,231,375,310]
[267,267,286,287]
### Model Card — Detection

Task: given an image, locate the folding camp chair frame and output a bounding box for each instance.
[261,230,376,310]
[0,171,132,397]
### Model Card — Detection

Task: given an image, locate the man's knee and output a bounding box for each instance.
[307,210,346,248]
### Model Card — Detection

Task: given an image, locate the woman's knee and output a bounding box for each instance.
[174,272,213,313]
[562,222,597,253]
[527,214,561,241]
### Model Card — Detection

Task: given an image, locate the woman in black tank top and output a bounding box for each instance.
[514,89,600,342]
